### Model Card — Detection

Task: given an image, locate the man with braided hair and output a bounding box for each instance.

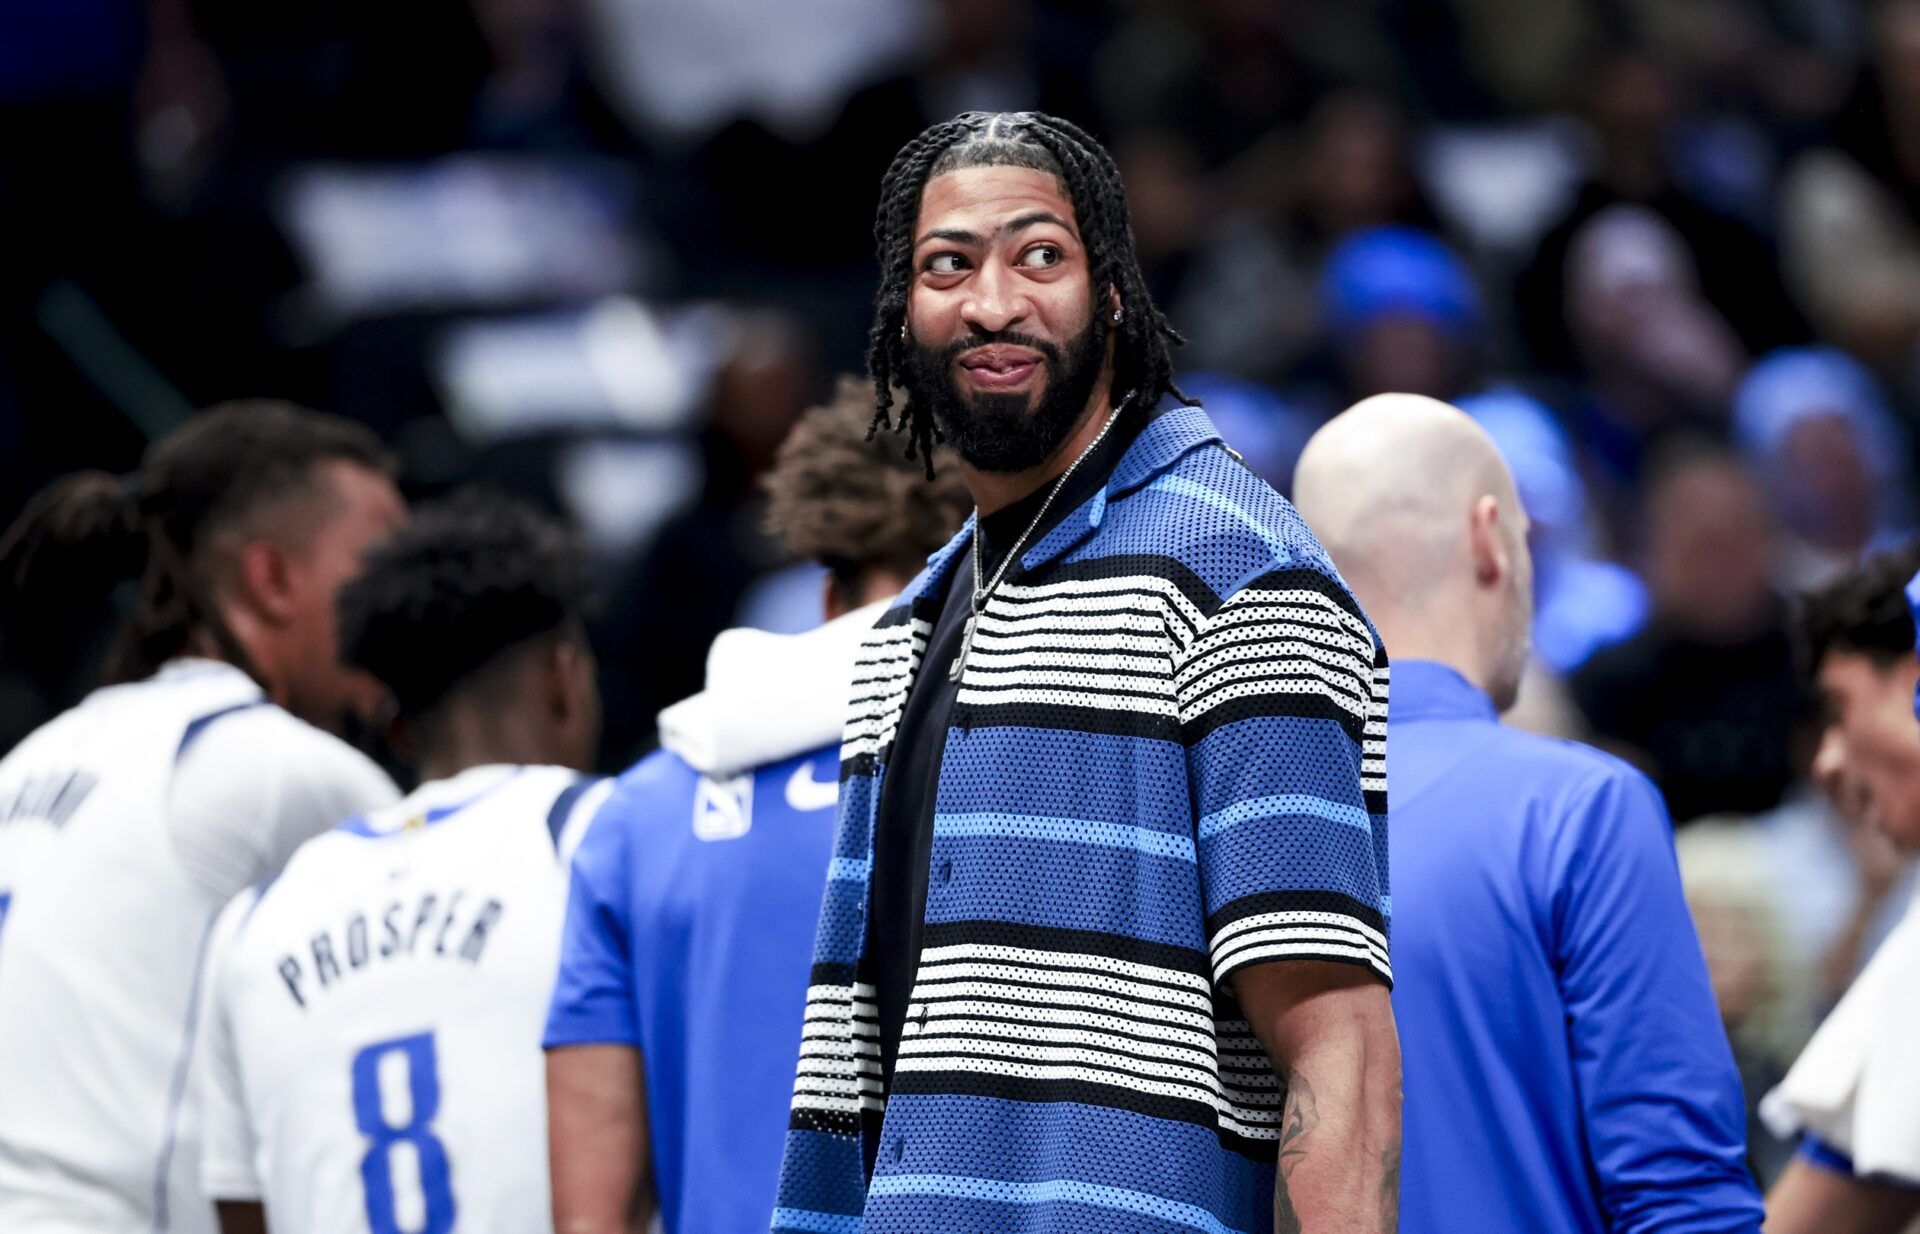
[778,112,1400,1234]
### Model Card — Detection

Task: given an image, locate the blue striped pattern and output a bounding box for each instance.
[869,1176,1247,1234]
[774,405,1390,1234]
[772,1209,864,1233]
[1199,793,1371,839]
[827,857,872,882]
[936,813,1197,862]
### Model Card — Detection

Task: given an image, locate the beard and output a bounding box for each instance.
[901,308,1109,474]
[1487,572,1535,713]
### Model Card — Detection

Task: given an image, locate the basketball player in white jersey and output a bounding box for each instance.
[197,492,605,1234]
[0,402,408,1234]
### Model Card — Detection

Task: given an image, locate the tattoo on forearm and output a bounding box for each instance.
[1273,1071,1319,1234]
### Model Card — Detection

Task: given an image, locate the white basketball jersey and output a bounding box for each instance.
[198,763,606,1234]
[0,659,399,1234]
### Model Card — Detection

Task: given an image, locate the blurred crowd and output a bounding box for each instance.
[5,0,1920,1183]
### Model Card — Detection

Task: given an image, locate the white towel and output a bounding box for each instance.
[1761,885,1920,1183]
[656,599,891,780]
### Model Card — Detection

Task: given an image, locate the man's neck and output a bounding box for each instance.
[963,380,1116,516]
[1370,603,1494,701]
[416,710,563,784]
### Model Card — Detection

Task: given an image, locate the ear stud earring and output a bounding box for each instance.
[1112,307,1124,323]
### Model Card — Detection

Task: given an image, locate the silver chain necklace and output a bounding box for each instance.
[950,392,1134,682]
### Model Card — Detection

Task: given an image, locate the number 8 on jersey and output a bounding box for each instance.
[351,1033,456,1234]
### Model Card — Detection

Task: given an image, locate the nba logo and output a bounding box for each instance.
[692,774,753,842]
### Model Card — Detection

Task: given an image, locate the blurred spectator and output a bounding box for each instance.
[1314,225,1483,405]
[1572,447,1807,822]
[1734,346,1915,592]
[1109,0,1336,179]
[583,0,925,147]
[1779,0,1920,402]
[1515,42,1805,375]
[666,0,1108,364]
[805,0,1106,263]
[1458,388,1649,672]
[1677,817,1819,1183]
[1144,89,1443,380]
[593,311,822,764]
[1394,0,1597,115]
[466,0,631,150]
[1560,205,1747,502]
[1291,90,1441,242]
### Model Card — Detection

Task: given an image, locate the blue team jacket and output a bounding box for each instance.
[1389,659,1764,1233]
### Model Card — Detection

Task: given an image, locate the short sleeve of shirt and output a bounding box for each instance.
[1798,1135,1858,1177]
[197,890,264,1201]
[544,804,640,1049]
[1174,574,1390,990]
[169,710,400,903]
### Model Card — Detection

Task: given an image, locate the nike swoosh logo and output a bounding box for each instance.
[785,758,841,813]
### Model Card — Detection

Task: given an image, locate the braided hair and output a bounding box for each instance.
[0,400,394,688]
[864,111,1192,467]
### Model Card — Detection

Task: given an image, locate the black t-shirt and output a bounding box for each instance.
[862,405,1154,1177]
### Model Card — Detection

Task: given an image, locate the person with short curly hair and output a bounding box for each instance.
[763,373,971,617]
[335,490,599,777]
[195,492,606,1234]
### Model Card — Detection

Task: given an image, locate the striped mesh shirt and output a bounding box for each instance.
[774,405,1391,1234]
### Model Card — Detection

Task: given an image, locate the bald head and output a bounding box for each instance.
[1296,394,1518,594]
[1294,393,1533,707]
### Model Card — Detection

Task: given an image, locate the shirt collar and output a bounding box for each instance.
[899,403,1226,608]
[155,657,265,696]
[1022,403,1223,570]
[1389,659,1499,723]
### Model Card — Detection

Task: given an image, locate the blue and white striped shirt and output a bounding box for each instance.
[775,405,1392,1234]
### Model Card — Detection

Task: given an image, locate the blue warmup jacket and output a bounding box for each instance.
[1389,659,1763,1233]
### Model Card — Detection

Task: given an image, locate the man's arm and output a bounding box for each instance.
[1554,768,1764,1232]
[1175,576,1398,1232]
[199,892,271,1229]
[168,712,399,901]
[544,798,651,1234]
[1767,1154,1920,1234]
[1232,960,1401,1234]
[547,1045,654,1234]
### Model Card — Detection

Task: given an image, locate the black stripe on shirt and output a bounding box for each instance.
[1206,888,1387,938]
[887,1068,1276,1161]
